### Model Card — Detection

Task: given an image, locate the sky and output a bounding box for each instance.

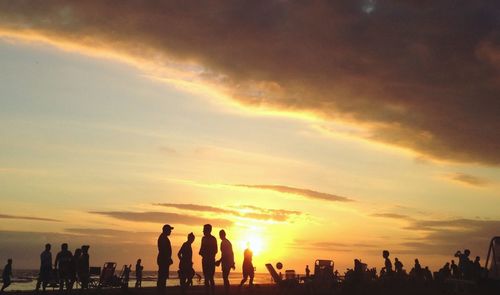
[0,1,499,273]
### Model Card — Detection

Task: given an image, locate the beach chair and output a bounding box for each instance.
[265,263,299,288]
[98,262,122,288]
[311,260,337,293]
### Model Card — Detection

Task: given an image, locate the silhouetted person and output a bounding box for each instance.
[55,243,73,291]
[36,243,52,292]
[1,259,12,293]
[135,259,143,288]
[382,250,393,275]
[451,260,459,278]
[394,258,403,274]
[455,249,471,279]
[178,233,195,295]
[157,224,174,292]
[78,245,90,290]
[217,230,235,295]
[473,256,482,280]
[239,243,254,288]
[69,248,81,291]
[305,265,310,278]
[423,266,433,281]
[439,262,451,280]
[199,224,217,295]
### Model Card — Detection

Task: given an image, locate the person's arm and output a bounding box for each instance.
[199,238,204,256]
[54,253,59,269]
[178,244,183,260]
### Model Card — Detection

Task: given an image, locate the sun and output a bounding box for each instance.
[239,233,264,256]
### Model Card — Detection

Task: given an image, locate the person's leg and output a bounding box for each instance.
[157,264,167,292]
[249,274,254,286]
[223,267,230,294]
[203,263,210,295]
[239,274,248,287]
[209,265,215,295]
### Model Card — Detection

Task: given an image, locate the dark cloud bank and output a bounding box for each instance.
[1,1,499,164]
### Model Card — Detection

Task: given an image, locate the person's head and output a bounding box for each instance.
[451,260,455,264]
[61,243,68,251]
[475,256,480,262]
[137,259,142,264]
[74,248,82,257]
[45,243,51,251]
[7,259,12,264]
[464,249,470,256]
[162,224,174,235]
[187,232,195,243]
[203,224,212,236]
[395,258,399,262]
[219,229,226,239]
[306,265,309,268]
[382,250,390,259]
[82,245,90,254]
[415,259,419,263]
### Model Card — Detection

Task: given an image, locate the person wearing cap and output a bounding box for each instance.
[157,224,173,292]
[178,232,195,295]
[199,224,217,295]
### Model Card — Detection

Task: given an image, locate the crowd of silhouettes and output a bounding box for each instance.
[0,224,491,294]
[30,243,90,292]
[156,223,255,295]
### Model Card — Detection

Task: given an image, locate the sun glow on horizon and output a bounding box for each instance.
[238,232,265,256]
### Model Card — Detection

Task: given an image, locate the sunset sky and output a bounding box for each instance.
[0,1,499,273]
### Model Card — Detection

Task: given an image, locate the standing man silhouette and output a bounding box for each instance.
[55,243,73,291]
[199,224,217,295]
[178,232,195,295]
[217,230,235,295]
[157,224,174,293]
[36,243,52,292]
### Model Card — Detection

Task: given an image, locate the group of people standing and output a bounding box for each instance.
[35,243,90,292]
[157,224,254,295]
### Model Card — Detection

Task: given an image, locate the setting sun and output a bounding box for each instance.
[239,233,265,256]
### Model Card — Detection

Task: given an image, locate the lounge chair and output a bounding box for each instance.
[265,263,299,287]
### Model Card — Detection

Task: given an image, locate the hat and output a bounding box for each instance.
[163,224,174,231]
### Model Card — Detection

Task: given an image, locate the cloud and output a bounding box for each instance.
[288,239,377,252]
[371,213,410,220]
[0,213,60,222]
[400,218,500,256]
[1,1,499,164]
[90,211,232,227]
[234,184,354,202]
[154,203,234,215]
[447,172,490,187]
[154,203,302,222]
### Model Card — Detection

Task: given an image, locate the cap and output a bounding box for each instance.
[163,224,174,231]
